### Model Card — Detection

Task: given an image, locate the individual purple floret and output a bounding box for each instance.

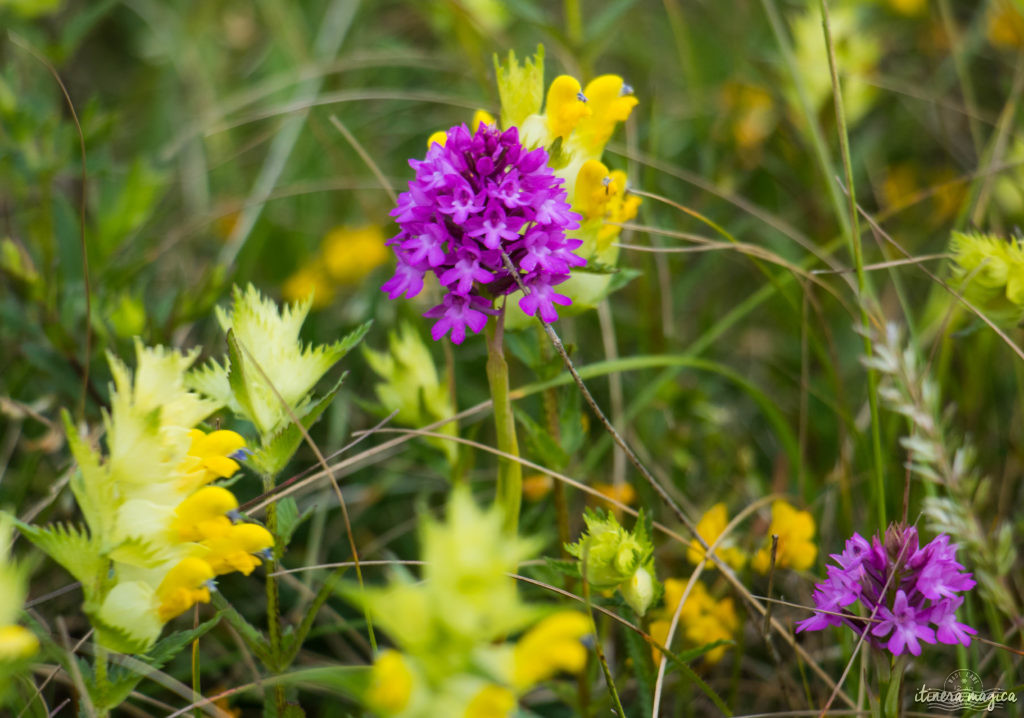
[796,524,976,657]
[382,123,584,344]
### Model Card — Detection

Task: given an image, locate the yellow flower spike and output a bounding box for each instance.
[574,159,613,221]
[155,557,214,622]
[427,130,448,149]
[545,75,591,141]
[282,261,334,309]
[465,684,516,718]
[171,486,239,542]
[472,109,497,131]
[202,523,274,576]
[512,611,591,690]
[751,500,817,573]
[685,503,747,570]
[321,226,390,285]
[366,650,414,714]
[571,75,638,156]
[0,625,39,661]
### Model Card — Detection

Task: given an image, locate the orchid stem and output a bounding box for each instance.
[486,308,522,533]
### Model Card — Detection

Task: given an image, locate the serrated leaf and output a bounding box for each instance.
[248,375,345,478]
[276,497,312,548]
[226,329,257,422]
[100,613,223,708]
[13,518,104,594]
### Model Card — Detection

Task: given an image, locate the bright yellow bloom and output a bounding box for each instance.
[571,75,638,156]
[751,500,817,573]
[686,503,747,570]
[545,75,591,141]
[202,523,274,576]
[171,485,238,542]
[180,429,245,490]
[321,225,390,285]
[465,684,516,718]
[0,625,38,661]
[367,650,414,714]
[512,611,590,690]
[472,109,496,131]
[155,557,214,622]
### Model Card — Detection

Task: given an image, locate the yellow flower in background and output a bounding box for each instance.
[282,261,334,309]
[686,503,747,570]
[367,650,416,714]
[322,226,390,284]
[650,579,738,664]
[282,226,390,310]
[0,515,37,666]
[522,473,554,501]
[886,0,926,16]
[592,481,637,510]
[988,0,1024,49]
[465,684,516,718]
[718,82,777,161]
[751,500,817,573]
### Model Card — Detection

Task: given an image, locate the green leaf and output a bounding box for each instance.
[227,328,257,422]
[100,613,223,708]
[210,593,272,667]
[622,624,655,718]
[12,518,104,595]
[275,496,312,548]
[248,375,345,478]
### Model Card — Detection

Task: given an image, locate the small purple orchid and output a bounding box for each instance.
[382,123,584,344]
[796,524,976,657]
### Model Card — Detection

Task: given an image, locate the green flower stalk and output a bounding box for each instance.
[567,508,659,616]
[362,322,458,465]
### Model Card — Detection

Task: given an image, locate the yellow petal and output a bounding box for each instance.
[465,684,516,718]
[367,650,414,713]
[427,130,448,148]
[545,75,591,141]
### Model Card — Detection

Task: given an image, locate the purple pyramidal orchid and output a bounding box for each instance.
[796,524,976,657]
[382,123,584,344]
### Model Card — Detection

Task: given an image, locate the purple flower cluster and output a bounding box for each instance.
[382,123,584,344]
[797,524,976,657]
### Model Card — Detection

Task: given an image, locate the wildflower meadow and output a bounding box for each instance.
[3,0,1024,716]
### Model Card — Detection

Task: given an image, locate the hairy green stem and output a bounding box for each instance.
[486,310,522,533]
[94,641,110,717]
[262,473,287,713]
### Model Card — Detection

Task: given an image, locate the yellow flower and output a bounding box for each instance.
[321,225,390,285]
[282,261,334,309]
[545,75,592,141]
[686,503,747,570]
[465,684,516,718]
[988,0,1024,49]
[570,75,638,157]
[367,650,415,714]
[155,557,214,622]
[202,523,274,576]
[512,611,590,690]
[751,500,817,573]
[522,473,554,501]
[180,429,246,490]
[170,485,238,542]
[651,579,738,664]
[0,625,38,661]
[592,481,636,508]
